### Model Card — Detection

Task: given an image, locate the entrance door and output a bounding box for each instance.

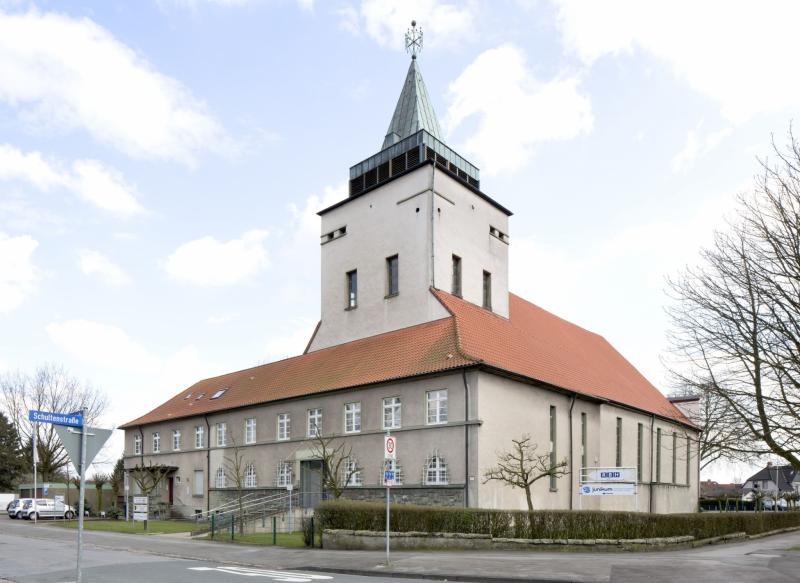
[300,460,323,508]
[167,477,174,505]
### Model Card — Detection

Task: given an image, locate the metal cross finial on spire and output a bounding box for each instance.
[405,20,423,59]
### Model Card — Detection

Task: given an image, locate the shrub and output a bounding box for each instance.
[315,500,800,540]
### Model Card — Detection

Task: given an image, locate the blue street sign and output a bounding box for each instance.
[384,470,395,481]
[28,410,83,428]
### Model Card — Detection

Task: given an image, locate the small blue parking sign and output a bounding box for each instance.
[384,470,395,481]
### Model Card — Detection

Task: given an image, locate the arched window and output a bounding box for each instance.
[214,466,226,488]
[424,452,448,485]
[245,464,257,488]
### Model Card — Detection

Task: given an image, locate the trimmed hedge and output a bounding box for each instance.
[315,500,800,540]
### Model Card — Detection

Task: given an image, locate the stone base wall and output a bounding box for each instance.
[340,486,465,507]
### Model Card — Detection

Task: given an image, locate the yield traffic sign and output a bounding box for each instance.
[54,425,113,473]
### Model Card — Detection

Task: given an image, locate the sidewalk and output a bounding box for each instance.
[5,519,800,583]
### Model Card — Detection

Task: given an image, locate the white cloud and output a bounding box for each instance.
[0,9,228,163]
[288,182,348,239]
[553,0,800,124]
[78,250,132,287]
[0,144,145,216]
[46,319,161,373]
[672,124,733,174]
[444,44,592,175]
[264,319,318,361]
[207,313,236,325]
[0,232,40,312]
[342,0,476,51]
[163,229,270,286]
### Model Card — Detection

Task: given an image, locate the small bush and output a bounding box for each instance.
[315,500,800,540]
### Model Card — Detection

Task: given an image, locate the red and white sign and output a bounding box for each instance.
[384,435,396,460]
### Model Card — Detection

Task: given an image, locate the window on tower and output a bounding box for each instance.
[452,255,462,297]
[386,255,399,297]
[346,270,357,309]
[482,270,492,310]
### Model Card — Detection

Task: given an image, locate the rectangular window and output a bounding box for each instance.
[580,412,587,469]
[686,436,691,485]
[451,255,462,296]
[656,428,662,482]
[215,467,225,489]
[277,461,292,487]
[277,413,291,441]
[549,406,557,490]
[672,432,677,484]
[425,453,448,485]
[172,429,181,451]
[386,254,399,296]
[193,470,204,496]
[216,422,227,447]
[344,402,361,433]
[195,426,204,449]
[346,270,357,309]
[244,464,257,488]
[383,396,401,429]
[307,408,322,437]
[343,459,362,487]
[152,432,160,453]
[482,270,492,310]
[615,417,622,467]
[637,423,644,482]
[134,434,142,455]
[245,418,256,444]
[426,390,448,425]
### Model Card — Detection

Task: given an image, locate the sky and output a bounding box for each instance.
[1,0,798,483]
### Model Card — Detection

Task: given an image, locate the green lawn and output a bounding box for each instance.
[51,519,196,535]
[207,531,306,548]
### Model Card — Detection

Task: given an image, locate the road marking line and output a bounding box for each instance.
[188,566,333,581]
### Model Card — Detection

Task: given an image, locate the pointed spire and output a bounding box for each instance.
[382,21,443,149]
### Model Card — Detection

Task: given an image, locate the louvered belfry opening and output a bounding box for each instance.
[348,129,480,197]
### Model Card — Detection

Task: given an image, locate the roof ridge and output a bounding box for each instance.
[430,287,483,364]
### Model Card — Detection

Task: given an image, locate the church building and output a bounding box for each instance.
[121,34,699,515]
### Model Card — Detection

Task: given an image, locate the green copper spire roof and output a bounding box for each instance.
[382,59,444,150]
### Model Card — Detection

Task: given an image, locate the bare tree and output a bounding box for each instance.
[224,436,252,534]
[93,473,109,515]
[129,463,171,497]
[482,434,569,511]
[667,127,800,468]
[0,364,108,480]
[110,457,124,511]
[309,432,361,499]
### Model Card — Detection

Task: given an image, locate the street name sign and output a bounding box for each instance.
[28,410,83,428]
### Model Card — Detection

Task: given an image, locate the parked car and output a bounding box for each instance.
[7,498,30,519]
[21,498,76,520]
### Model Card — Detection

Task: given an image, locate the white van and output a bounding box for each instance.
[21,498,76,520]
[0,493,15,511]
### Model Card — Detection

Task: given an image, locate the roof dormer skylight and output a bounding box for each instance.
[210,388,228,400]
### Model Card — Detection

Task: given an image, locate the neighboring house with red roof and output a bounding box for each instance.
[122,53,699,517]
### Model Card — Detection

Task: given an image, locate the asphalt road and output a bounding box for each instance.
[2,513,800,582]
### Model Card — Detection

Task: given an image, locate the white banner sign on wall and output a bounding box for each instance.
[580,484,636,496]
[581,467,637,483]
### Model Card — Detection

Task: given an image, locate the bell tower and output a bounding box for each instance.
[307,22,512,352]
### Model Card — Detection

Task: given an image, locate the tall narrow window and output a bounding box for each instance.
[172,429,181,451]
[216,422,227,447]
[193,470,204,496]
[672,432,677,484]
[214,467,225,489]
[686,436,691,485]
[637,423,644,482]
[451,255,462,296]
[277,413,291,441]
[276,461,293,487]
[383,396,401,429]
[615,417,622,467]
[195,426,204,449]
[549,405,557,490]
[307,408,322,437]
[244,464,257,488]
[134,434,142,455]
[656,428,662,482]
[346,270,357,309]
[386,255,399,296]
[152,432,160,453]
[426,390,448,424]
[580,412,587,469]
[482,270,492,310]
[344,402,361,433]
[424,453,448,485]
[245,418,256,444]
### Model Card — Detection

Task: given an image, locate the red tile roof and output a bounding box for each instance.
[122,290,690,428]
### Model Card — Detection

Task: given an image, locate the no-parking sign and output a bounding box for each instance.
[384,435,396,460]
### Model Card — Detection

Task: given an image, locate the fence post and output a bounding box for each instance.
[211,513,215,540]
[230,515,235,541]
[310,517,315,548]
[272,516,277,545]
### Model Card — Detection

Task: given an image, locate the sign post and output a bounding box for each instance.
[32,429,37,525]
[383,434,397,565]
[77,410,87,583]
[124,471,130,522]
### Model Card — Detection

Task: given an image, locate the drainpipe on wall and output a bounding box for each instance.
[430,164,436,287]
[137,426,144,466]
[462,369,471,508]
[204,415,211,513]
[568,395,576,510]
[649,414,655,514]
